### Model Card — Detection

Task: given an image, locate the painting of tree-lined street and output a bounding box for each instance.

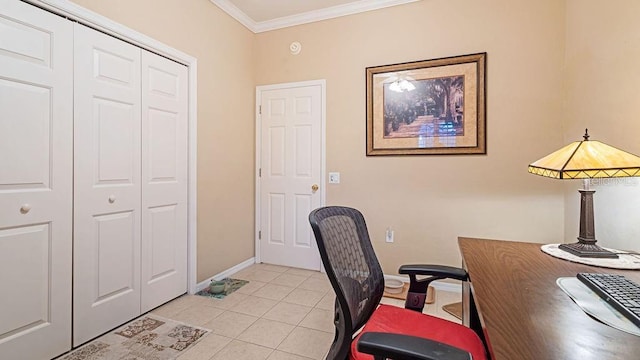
[383,75,464,138]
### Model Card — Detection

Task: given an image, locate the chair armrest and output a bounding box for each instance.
[399,264,468,281]
[357,332,472,360]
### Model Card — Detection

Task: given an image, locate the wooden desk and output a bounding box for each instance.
[459,237,640,360]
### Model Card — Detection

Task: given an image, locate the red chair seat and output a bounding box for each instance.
[350,304,487,360]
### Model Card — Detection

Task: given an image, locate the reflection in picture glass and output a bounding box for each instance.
[383,75,464,144]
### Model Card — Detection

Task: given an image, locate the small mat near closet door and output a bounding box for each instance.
[195,278,249,299]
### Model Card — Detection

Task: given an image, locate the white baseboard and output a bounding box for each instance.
[384,274,462,294]
[195,257,256,293]
[194,263,461,294]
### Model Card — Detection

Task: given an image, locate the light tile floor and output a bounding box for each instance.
[149,263,461,360]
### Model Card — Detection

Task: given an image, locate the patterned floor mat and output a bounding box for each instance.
[61,315,209,360]
[195,278,249,299]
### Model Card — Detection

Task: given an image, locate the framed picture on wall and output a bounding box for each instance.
[366,52,486,155]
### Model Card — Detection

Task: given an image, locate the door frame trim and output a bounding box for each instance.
[25,0,199,295]
[255,79,327,264]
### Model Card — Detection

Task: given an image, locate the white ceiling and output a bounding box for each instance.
[210,0,420,33]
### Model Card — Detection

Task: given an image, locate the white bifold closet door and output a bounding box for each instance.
[73,23,188,345]
[0,1,73,358]
[73,23,142,346]
[140,49,189,312]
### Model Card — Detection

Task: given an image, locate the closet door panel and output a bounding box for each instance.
[0,1,73,358]
[141,51,188,312]
[73,23,142,346]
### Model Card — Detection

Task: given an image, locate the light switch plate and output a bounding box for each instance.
[329,172,340,184]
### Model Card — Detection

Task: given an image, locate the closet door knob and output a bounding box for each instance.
[20,204,31,214]
[108,195,116,203]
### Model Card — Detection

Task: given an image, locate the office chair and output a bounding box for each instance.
[309,206,486,360]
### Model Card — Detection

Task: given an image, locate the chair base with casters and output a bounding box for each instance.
[309,206,486,360]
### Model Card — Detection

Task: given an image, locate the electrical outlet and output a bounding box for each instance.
[385,228,394,243]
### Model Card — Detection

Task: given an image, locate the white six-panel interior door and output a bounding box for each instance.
[257,82,325,271]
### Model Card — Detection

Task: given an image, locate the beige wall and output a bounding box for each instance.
[70,0,640,281]
[255,0,567,273]
[72,0,257,281]
[563,0,640,252]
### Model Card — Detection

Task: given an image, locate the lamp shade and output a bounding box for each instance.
[528,134,640,179]
[527,130,640,258]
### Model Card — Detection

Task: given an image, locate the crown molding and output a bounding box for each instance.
[211,0,420,33]
[211,0,258,32]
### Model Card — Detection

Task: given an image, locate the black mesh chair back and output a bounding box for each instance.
[309,206,385,360]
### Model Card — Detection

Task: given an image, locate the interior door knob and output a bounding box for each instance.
[311,184,319,192]
[20,204,31,214]
[108,195,116,203]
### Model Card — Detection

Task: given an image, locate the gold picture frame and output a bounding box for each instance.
[366,53,486,155]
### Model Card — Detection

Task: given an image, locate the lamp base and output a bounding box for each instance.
[559,242,619,259]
